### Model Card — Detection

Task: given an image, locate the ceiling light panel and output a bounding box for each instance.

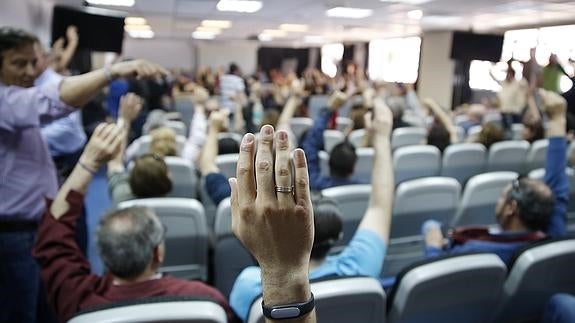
[127,30,154,38]
[326,7,373,19]
[279,24,309,32]
[125,17,147,25]
[192,31,217,40]
[217,0,262,13]
[201,20,232,28]
[86,0,135,7]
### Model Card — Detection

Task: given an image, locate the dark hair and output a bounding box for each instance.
[97,207,165,279]
[507,178,555,231]
[0,27,37,67]
[329,142,357,178]
[311,197,343,260]
[129,154,173,198]
[478,122,504,149]
[229,63,239,75]
[218,137,240,155]
[523,121,544,143]
[427,122,451,153]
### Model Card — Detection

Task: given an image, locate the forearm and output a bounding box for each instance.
[261,268,315,323]
[200,128,220,175]
[277,96,299,131]
[59,69,109,107]
[50,163,93,219]
[183,109,207,163]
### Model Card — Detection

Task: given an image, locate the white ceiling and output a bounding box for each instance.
[55,0,575,43]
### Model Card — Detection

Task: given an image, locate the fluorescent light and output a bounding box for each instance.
[279,24,309,32]
[304,35,325,43]
[192,31,217,40]
[201,20,232,28]
[407,9,423,19]
[258,34,273,42]
[127,30,154,38]
[124,24,152,31]
[196,26,222,34]
[326,7,373,19]
[125,17,147,25]
[86,0,135,7]
[217,0,262,13]
[380,0,434,4]
[261,29,288,37]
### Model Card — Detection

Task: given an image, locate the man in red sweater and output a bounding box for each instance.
[32,121,236,322]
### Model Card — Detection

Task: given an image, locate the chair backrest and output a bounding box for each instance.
[524,139,549,174]
[353,147,375,183]
[391,127,428,150]
[215,153,239,179]
[174,96,195,129]
[212,198,256,298]
[308,95,330,120]
[440,143,486,185]
[451,171,518,227]
[68,296,227,323]
[134,135,187,158]
[322,184,371,247]
[289,117,314,142]
[324,130,345,153]
[164,157,197,199]
[388,253,507,323]
[348,129,366,148]
[496,239,575,323]
[217,132,243,148]
[392,177,461,239]
[486,140,530,173]
[336,116,353,132]
[466,125,483,142]
[319,150,330,177]
[117,198,208,281]
[165,120,188,137]
[247,277,386,323]
[511,123,525,141]
[393,145,441,185]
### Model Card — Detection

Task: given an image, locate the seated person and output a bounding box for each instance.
[424,90,569,265]
[229,98,394,321]
[542,294,575,323]
[476,122,505,149]
[301,91,364,191]
[149,126,178,157]
[107,94,173,204]
[422,98,459,153]
[32,123,235,322]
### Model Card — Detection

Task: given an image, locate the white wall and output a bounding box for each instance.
[123,38,195,70]
[418,31,455,109]
[196,41,259,75]
[0,0,55,45]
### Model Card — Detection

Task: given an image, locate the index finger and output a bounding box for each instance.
[236,133,257,206]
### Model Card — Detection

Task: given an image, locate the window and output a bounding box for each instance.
[321,43,344,78]
[368,37,421,83]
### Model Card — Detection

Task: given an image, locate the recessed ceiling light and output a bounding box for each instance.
[216,0,262,13]
[127,30,154,38]
[201,20,232,29]
[124,24,152,31]
[407,9,423,19]
[326,7,373,19]
[125,17,147,25]
[86,0,135,7]
[192,31,217,40]
[258,33,273,42]
[279,24,309,32]
[261,29,288,37]
[304,35,325,43]
[380,0,434,4]
[196,26,222,34]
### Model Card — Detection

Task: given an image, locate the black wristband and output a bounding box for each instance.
[262,293,315,320]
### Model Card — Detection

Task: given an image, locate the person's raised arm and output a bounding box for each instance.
[107,93,143,175]
[423,98,458,144]
[182,87,209,163]
[358,97,394,243]
[59,59,167,108]
[199,110,229,176]
[230,125,316,323]
[52,25,78,73]
[540,89,569,238]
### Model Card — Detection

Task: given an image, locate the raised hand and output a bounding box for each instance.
[119,93,143,123]
[79,123,124,171]
[110,59,169,80]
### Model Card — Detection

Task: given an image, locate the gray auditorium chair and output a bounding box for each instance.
[308,95,330,120]
[215,153,239,179]
[393,145,441,185]
[213,198,256,298]
[68,296,227,323]
[391,127,427,150]
[319,150,330,177]
[165,120,187,137]
[118,198,208,281]
[524,139,549,173]
[384,177,461,277]
[348,129,366,148]
[289,117,314,142]
[217,132,243,148]
[495,239,575,323]
[511,123,525,141]
[451,171,518,227]
[336,116,353,132]
[164,156,198,199]
[247,277,386,323]
[322,184,371,248]
[486,140,530,173]
[323,129,345,153]
[353,147,375,183]
[174,96,194,129]
[440,143,486,185]
[388,253,507,323]
[133,135,186,158]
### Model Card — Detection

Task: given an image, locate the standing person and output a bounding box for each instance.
[219,62,246,114]
[522,48,541,87]
[543,54,569,93]
[0,26,167,323]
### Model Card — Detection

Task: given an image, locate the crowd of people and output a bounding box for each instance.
[2,24,575,323]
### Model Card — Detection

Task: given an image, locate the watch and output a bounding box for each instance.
[262,293,315,320]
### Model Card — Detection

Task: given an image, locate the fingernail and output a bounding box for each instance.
[264,126,272,135]
[243,133,254,144]
[295,149,304,159]
[279,131,287,141]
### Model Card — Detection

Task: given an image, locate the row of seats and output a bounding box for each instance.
[69,239,575,323]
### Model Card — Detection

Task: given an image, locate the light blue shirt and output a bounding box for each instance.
[37,69,86,157]
[229,229,386,322]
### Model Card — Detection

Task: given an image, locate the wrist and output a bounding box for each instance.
[79,156,100,173]
[261,266,310,305]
